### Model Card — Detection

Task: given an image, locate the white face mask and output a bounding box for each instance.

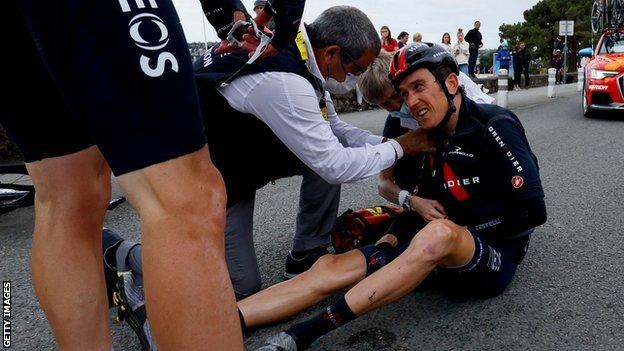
[325,73,359,94]
[389,103,421,130]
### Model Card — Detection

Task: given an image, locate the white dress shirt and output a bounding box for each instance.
[217,26,401,184]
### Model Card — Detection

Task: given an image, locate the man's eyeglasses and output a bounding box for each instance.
[341,49,367,76]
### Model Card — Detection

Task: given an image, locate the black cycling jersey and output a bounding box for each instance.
[420,96,545,239]
[4,0,206,175]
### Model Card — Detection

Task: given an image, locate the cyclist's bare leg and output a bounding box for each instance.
[28,146,112,350]
[239,249,367,327]
[117,145,242,350]
[344,219,475,315]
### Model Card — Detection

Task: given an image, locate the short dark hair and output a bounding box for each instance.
[398,31,409,40]
[306,6,380,61]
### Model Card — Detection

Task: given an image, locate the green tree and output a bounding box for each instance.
[499,0,594,72]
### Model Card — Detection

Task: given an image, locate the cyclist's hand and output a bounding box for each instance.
[410,197,447,222]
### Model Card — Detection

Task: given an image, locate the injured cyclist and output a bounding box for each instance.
[102,42,546,350]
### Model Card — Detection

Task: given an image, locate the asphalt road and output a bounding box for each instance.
[1,84,623,350]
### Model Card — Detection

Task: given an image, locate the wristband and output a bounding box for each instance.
[398,190,411,211]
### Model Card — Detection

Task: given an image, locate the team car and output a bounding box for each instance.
[581,28,624,117]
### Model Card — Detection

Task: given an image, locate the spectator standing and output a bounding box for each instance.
[412,32,423,42]
[514,42,532,88]
[397,31,409,48]
[440,32,452,53]
[498,45,511,71]
[465,20,483,78]
[552,36,564,55]
[552,49,564,84]
[512,44,521,90]
[497,43,512,89]
[453,29,470,75]
[380,25,399,53]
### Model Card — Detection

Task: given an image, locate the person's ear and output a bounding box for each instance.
[445,73,460,95]
[322,45,342,63]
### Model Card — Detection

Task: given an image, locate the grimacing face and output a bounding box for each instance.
[398,68,454,130]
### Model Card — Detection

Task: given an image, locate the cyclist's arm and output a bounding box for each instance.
[378,166,400,204]
[485,116,547,232]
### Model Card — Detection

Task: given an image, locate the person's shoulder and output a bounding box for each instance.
[469,100,522,129]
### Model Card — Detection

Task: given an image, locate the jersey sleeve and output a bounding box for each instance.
[485,116,544,201]
[200,0,250,40]
[265,0,306,50]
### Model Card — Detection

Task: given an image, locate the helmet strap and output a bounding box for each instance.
[432,69,457,133]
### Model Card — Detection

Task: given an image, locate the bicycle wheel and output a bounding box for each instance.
[0,163,35,215]
[591,0,603,33]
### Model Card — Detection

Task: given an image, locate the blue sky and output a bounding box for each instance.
[173,0,541,50]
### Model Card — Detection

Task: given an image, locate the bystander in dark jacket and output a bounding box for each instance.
[465,20,483,77]
[514,42,531,88]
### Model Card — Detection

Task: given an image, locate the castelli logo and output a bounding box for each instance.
[511,176,524,189]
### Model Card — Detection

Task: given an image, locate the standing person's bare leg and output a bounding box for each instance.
[28,146,113,350]
[118,146,242,350]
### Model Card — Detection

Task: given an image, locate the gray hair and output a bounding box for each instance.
[358,51,393,104]
[306,6,380,62]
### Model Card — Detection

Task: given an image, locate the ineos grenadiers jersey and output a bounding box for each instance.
[421,96,544,238]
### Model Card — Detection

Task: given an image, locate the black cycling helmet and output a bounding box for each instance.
[389,42,459,90]
[389,42,461,131]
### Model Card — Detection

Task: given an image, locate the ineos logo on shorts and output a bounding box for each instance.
[118,0,179,78]
[129,14,170,51]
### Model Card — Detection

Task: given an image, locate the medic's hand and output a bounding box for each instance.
[395,129,436,156]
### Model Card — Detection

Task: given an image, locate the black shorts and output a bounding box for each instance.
[430,231,530,298]
[2,0,206,175]
[359,212,530,298]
